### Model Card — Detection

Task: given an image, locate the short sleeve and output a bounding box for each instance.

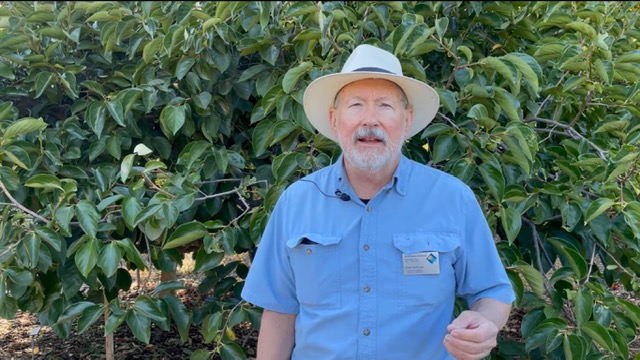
[241,190,300,314]
[454,188,516,306]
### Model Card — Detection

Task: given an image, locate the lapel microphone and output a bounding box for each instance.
[334,190,351,202]
[298,179,352,202]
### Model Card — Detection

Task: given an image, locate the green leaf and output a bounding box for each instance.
[160,105,186,136]
[548,238,587,279]
[126,310,151,344]
[201,312,223,343]
[282,62,312,94]
[478,162,505,202]
[560,201,582,232]
[566,21,597,39]
[513,261,544,299]
[219,342,247,360]
[272,152,300,182]
[76,200,99,238]
[33,71,53,98]
[75,237,98,278]
[143,37,163,64]
[251,118,275,157]
[35,227,62,252]
[436,88,457,114]
[493,87,522,122]
[581,321,614,351]
[194,247,225,273]
[190,349,213,360]
[500,206,522,245]
[175,57,196,80]
[3,117,47,138]
[116,238,146,270]
[5,267,33,287]
[501,53,540,94]
[84,100,107,138]
[120,153,136,183]
[98,242,123,278]
[431,133,457,163]
[133,203,162,227]
[616,298,640,326]
[133,296,167,322]
[193,91,212,110]
[77,304,104,335]
[25,173,62,190]
[151,280,185,296]
[574,288,593,327]
[584,198,615,224]
[106,99,125,127]
[163,295,192,342]
[163,221,208,250]
[121,197,142,231]
[435,17,449,39]
[55,301,95,325]
[563,333,588,360]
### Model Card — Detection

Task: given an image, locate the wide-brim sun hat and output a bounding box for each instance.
[303,44,440,142]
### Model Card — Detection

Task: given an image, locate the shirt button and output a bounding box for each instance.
[363,286,370,293]
[306,249,312,255]
[363,245,369,251]
[363,329,371,336]
[366,206,372,212]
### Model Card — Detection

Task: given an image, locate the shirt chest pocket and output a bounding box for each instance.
[286,233,343,308]
[393,232,460,310]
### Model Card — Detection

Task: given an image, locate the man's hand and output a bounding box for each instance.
[443,310,499,360]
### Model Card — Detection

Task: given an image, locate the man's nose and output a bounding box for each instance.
[360,105,380,126]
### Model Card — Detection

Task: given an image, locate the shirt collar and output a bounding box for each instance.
[333,154,410,197]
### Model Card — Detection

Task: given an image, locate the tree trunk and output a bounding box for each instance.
[159,271,177,296]
[104,293,114,360]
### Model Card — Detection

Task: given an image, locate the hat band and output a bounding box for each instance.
[352,67,394,74]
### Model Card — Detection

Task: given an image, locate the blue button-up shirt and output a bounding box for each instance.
[242,154,515,359]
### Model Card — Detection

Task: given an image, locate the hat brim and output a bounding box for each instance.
[303,72,440,142]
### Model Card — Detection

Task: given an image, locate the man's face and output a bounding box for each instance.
[329,78,414,173]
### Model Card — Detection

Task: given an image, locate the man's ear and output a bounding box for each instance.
[329,107,338,133]
[404,107,414,134]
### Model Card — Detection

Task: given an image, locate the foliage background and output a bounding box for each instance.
[1,1,640,359]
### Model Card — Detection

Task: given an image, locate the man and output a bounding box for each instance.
[241,44,515,360]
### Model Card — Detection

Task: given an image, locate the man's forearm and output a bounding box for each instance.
[256,309,296,360]
[470,297,512,329]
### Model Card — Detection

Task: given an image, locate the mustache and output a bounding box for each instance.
[352,127,388,143]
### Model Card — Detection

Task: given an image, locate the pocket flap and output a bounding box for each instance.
[286,233,343,248]
[393,232,459,253]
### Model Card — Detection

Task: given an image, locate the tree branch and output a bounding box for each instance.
[568,90,594,128]
[526,117,608,160]
[0,179,50,224]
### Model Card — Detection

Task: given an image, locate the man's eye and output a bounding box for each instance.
[349,103,362,107]
[380,103,392,108]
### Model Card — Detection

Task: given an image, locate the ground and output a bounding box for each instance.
[0,256,637,359]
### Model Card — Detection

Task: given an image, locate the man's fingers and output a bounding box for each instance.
[443,334,491,359]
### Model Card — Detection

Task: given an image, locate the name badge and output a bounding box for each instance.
[402,252,440,275]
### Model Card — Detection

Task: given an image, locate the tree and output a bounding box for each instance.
[0,2,639,359]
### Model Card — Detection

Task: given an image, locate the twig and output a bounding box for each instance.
[596,242,637,279]
[567,90,593,128]
[0,179,50,224]
[526,117,608,160]
[521,217,554,295]
[437,111,460,131]
[584,244,597,283]
[194,188,241,201]
[141,172,175,199]
[0,243,18,258]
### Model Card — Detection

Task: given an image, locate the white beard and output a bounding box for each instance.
[338,127,404,173]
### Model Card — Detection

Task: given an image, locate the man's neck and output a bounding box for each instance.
[343,156,400,200]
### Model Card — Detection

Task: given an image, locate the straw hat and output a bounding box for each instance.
[302,44,440,142]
